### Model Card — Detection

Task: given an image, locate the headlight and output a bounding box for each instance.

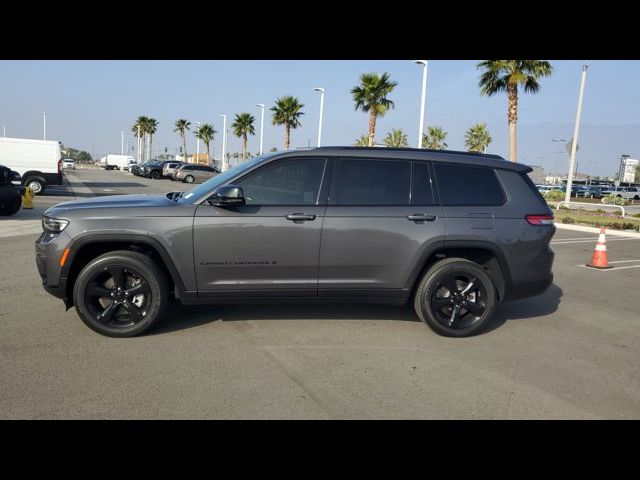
[42,216,69,233]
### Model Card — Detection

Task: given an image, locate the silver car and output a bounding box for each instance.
[163,162,183,179]
[175,164,220,183]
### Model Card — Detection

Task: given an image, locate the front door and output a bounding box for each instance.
[193,156,328,297]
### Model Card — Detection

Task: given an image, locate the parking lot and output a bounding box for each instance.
[1,167,639,419]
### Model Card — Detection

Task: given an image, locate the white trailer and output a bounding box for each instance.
[0,137,62,195]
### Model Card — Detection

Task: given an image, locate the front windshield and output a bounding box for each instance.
[177,154,274,204]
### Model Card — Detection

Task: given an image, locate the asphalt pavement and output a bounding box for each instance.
[1,168,639,419]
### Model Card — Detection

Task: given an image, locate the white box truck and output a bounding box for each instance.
[103,154,136,171]
[0,137,62,195]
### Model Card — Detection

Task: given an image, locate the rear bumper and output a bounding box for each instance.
[503,273,553,302]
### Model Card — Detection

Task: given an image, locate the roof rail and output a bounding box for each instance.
[313,146,505,160]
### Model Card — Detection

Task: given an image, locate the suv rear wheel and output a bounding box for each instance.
[150,170,160,180]
[414,258,496,337]
[72,250,168,337]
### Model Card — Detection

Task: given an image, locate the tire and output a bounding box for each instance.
[72,250,169,337]
[150,171,160,180]
[184,175,194,184]
[0,196,21,216]
[413,258,496,338]
[24,177,45,195]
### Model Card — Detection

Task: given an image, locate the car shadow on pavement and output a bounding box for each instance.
[485,283,563,334]
[81,182,148,188]
[152,302,420,335]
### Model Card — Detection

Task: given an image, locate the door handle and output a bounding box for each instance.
[286,213,317,222]
[406,213,437,222]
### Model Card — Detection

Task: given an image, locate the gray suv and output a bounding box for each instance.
[35,147,555,338]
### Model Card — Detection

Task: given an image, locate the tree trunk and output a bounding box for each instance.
[507,83,518,162]
[204,141,210,165]
[149,134,153,161]
[368,110,376,147]
[243,134,247,161]
[285,124,290,150]
[182,134,188,163]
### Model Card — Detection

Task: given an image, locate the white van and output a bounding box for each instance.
[0,137,62,194]
[103,154,136,171]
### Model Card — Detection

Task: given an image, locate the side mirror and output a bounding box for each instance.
[209,184,245,206]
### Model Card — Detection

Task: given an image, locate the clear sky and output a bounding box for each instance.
[1,60,638,177]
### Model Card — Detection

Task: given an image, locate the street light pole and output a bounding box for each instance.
[43,112,47,140]
[121,131,124,155]
[414,60,428,148]
[257,104,265,155]
[194,121,201,164]
[313,87,325,147]
[565,63,591,203]
[137,126,141,162]
[219,115,227,171]
[552,138,566,185]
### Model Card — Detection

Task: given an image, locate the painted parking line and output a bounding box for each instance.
[552,237,640,245]
[577,259,640,271]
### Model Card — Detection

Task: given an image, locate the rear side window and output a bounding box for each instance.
[411,162,435,205]
[434,163,506,206]
[336,158,411,205]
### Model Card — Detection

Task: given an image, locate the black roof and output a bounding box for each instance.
[275,146,531,173]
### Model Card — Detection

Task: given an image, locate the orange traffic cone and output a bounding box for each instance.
[586,227,613,269]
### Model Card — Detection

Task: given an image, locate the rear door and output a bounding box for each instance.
[318,157,445,299]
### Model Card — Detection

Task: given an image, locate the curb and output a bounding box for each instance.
[555,223,640,238]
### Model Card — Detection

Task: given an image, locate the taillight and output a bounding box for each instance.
[526,214,554,226]
[58,159,63,174]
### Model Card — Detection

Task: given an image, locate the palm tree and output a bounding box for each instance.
[174,119,191,163]
[131,116,147,159]
[195,123,216,164]
[383,129,408,147]
[144,118,158,160]
[270,96,304,150]
[421,126,448,149]
[465,123,493,153]
[231,113,255,161]
[351,72,398,146]
[354,134,369,147]
[477,60,553,162]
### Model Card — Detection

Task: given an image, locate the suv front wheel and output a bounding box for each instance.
[414,258,496,337]
[73,250,168,337]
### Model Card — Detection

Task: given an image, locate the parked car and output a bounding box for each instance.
[174,164,220,183]
[130,160,152,176]
[0,164,23,216]
[600,186,640,200]
[163,162,183,179]
[62,159,76,170]
[35,146,555,338]
[141,160,175,180]
[0,137,63,195]
[577,186,604,199]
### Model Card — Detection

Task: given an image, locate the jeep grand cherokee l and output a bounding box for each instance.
[35,147,555,338]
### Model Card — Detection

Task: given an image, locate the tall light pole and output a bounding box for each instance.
[43,112,47,140]
[121,131,124,155]
[137,126,141,162]
[257,104,265,155]
[219,115,227,171]
[565,63,592,203]
[414,60,428,148]
[313,87,325,147]
[552,138,566,185]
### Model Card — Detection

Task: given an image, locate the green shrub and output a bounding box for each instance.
[543,190,564,201]
[562,217,576,224]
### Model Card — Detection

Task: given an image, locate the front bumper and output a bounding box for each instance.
[35,231,72,303]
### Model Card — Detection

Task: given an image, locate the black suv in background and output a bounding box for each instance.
[140,160,175,180]
[36,147,555,338]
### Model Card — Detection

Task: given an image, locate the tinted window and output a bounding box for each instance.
[236,157,326,205]
[434,163,505,206]
[336,158,410,205]
[412,162,435,205]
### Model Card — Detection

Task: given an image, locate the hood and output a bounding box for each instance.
[44,193,180,217]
